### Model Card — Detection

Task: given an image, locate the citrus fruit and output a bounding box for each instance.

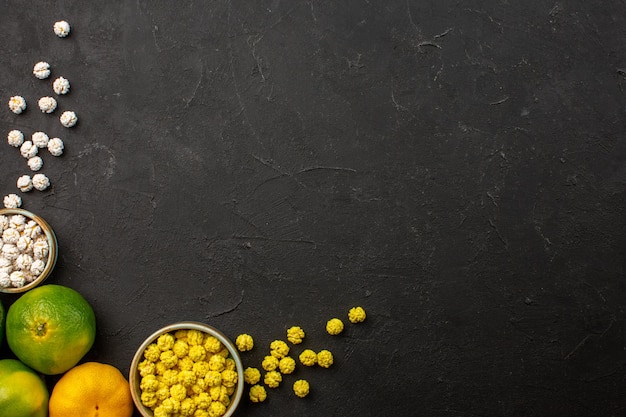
[6,284,96,375]
[0,299,4,348]
[0,358,49,417]
[49,362,134,417]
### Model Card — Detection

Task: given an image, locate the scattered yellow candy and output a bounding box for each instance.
[299,349,317,366]
[235,334,254,352]
[286,326,305,344]
[326,318,344,335]
[261,355,279,371]
[269,340,290,358]
[278,356,296,374]
[348,306,367,323]
[264,370,282,388]
[249,384,267,403]
[317,349,334,368]
[243,367,261,385]
[293,379,310,398]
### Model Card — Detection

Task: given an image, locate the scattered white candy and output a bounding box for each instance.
[32,174,50,191]
[38,96,57,113]
[60,110,77,127]
[31,132,50,148]
[8,96,26,114]
[53,77,70,95]
[17,175,33,192]
[20,141,38,159]
[27,156,43,171]
[53,20,70,37]
[33,62,51,79]
[7,130,24,147]
[3,194,21,209]
[47,137,64,156]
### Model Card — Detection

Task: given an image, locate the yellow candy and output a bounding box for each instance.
[299,349,317,366]
[278,356,296,374]
[235,333,254,352]
[286,326,305,344]
[348,306,367,323]
[293,379,310,398]
[317,349,334,368]
[326,318,344,335]
[249,384,267,403]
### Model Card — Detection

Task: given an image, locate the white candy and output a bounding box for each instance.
[33,61,51,79]
[60,110,77,127]
[2,244,19,261]
[38,96,57,113]
[7,130,24,147]
[33,237,49,259]
[15,253,33,270]
[53,20,70,37]
[32,132,50,148]
[8,96,26,114]
[17,175,33,192]
[2,228,20,244]
[10,270,26,287]
[3,194,22,209]
[16,235,32,252]
[20,141,38,159]
[31,259,46,276]
[27,156,43,171]
[47,137,64,156]
[53,77,70,95]
[32,174,50,191]
[0,272,11,288]
[10,215,26,231]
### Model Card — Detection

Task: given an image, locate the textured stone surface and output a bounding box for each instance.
[0,1,625,416]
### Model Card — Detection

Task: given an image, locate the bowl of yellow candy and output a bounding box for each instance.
[130,321,244,417]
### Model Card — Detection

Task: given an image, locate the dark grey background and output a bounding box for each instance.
[1,1,625,416]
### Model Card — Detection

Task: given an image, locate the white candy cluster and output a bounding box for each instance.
[0,214,49,288]
[5,19,76,204]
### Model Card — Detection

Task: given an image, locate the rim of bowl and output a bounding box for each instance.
[129,321,245,417]
[0,208,58,293]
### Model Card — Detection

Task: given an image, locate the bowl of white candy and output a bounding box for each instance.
[0,208,58,293]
